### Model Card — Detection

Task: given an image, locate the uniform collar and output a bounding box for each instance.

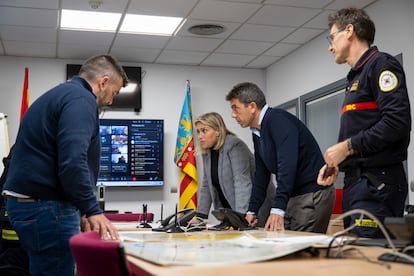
[347,46,379,80]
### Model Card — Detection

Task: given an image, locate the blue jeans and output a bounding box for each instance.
[6,198,80,276]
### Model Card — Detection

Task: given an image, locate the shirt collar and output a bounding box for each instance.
[250,104,269,137]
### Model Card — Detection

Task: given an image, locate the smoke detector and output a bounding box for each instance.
[188,24,226,35]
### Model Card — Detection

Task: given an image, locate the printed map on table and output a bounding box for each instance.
[121,231,328,266]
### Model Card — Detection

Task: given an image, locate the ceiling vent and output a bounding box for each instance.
[188,24,226,35]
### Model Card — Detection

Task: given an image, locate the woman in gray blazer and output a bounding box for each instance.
[193,112,273,227]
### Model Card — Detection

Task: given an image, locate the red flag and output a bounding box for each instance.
[20,67,30,122]
[174,81,197,210]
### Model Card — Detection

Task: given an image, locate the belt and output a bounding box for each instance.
[6,196,39,202]
[344,168,385,190]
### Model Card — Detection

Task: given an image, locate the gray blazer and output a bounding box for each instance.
[197,135,273,226]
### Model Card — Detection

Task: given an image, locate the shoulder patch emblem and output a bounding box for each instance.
[379,70,398,92]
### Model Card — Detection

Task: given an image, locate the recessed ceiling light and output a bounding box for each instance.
[61,9,121,32]
[120,14,184,36]
[60,9,184,36]
[188,24,226,35]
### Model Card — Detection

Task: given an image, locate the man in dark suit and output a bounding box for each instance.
[226,82,335,233]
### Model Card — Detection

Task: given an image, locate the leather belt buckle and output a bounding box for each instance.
[16,198,36,202]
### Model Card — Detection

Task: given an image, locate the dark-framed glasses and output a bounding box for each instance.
[326,27,345,45]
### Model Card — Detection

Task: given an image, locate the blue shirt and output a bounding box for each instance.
[3,76,102,217]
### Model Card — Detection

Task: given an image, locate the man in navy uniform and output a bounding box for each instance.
[317,8,411,238]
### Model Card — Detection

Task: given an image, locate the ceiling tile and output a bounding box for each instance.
[303,10,333,29]
[110,47,161,63]
[264,42,301,56]
[201,53,256,67]
[190,0,260,22]
[0,6,58,28]
[127,0,198,17]
[4,41,55,58]
[216,0,263,3]
[264,0,332,9]
[112,33,170,49]
[166,36,224,52]
[156,50,210,65]
[61,0,129,13]
[0,0,59,9]
[0,26,56,43]
[216,40,274,55]
[248,5,321,27]
[58,44,109,60]
[282,28,325,44]
[230,24,295,42]
[59,30,115,45]
[325,0,378,10]
[245,55,281,68]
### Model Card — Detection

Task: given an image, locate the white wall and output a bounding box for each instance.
[0,56,264,220]
[266,0,414,203]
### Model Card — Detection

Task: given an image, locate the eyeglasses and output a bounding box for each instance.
[326,27,345,45]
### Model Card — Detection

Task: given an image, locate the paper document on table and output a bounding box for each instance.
[122,231,328,266]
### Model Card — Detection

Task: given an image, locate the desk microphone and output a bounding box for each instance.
[137,203,152,229]
[97,184,105,211]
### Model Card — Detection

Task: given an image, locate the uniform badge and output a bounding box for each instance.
[349,80,359,92]
[379,70,398,92]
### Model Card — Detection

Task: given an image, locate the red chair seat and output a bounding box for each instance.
[69,231,131,276]
[332,188,343,214]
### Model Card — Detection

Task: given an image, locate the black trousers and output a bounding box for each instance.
[0,243,29,275]
[342,163,408,238]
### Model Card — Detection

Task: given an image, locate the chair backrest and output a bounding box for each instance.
[69,231,130,276]
[105,213,154,222]
[332,188,343,214]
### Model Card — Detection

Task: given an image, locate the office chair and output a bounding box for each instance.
[105,213,154,222]
[69,231,131,276]
[332,188,343,214]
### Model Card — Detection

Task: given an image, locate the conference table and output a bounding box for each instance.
[114,222,414,276]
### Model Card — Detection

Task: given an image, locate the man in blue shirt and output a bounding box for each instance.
[3,55,128,275]
[226,82,335,233]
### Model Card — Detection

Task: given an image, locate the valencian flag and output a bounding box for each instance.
[174,81,198,210]
[20,67,30,122]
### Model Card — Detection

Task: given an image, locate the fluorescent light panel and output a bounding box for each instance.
[120,14,183,35]
[60,9,184,35]
[61,10,121,32]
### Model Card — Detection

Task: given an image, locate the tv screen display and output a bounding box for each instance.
[97,119,164,187]
[66,64,142,112]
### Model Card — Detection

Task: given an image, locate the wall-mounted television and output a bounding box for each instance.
[97,118,164,187]
[66,64,142,112]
